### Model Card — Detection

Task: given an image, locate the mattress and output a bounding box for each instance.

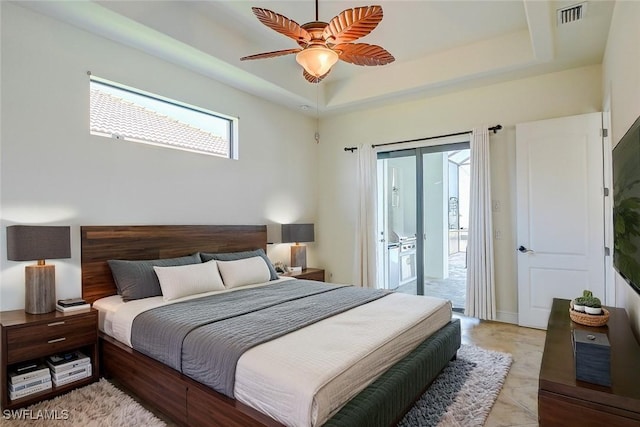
[93,282,451,427]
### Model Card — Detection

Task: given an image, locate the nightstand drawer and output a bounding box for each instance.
[283,268,325,282]
[5,314,97,363]
[298,270,325,281]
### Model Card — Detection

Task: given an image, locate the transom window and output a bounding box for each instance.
[89,77,238,159]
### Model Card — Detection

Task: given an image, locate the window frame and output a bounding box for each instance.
[89,76,238,159]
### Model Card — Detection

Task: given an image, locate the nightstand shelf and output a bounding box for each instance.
[282,267,325,282]
[5,375,96,409]
[0,308,99,410]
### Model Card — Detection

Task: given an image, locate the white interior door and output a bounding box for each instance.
[516,112,605,329]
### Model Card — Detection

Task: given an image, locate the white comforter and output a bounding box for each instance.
[94,281,451,427]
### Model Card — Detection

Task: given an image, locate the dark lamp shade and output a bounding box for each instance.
[281,224,314,244]
[7,225,71,261]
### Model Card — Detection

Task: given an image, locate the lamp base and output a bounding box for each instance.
[25,265,56,314]
[291,245,307,270]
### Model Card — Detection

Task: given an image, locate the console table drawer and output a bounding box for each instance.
[539,390,640,426]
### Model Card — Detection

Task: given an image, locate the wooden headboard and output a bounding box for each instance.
[81,225,267,304]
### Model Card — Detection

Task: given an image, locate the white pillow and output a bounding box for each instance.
[216,256,271,289]
[154,259,225,301]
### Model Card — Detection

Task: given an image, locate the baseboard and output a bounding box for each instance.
[495,310,518,325]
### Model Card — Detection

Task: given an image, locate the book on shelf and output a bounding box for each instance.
[51,364,91,382]
[8,375,51,393]
[56,303,90,313]
[57,298,87,307]
[52,364,92,387]
[9,381,52,400]
[48,356,90,373]
[46,351,90,372]
[8,363,50,384]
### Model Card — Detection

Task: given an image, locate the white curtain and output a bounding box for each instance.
[354,143,378,288]
[465,127,496,320]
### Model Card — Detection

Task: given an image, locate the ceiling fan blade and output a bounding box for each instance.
[323,6,383,45]
[240,48,302,61]
[335,43,395,66]
[303,68,331,84]
[252,7,311,44]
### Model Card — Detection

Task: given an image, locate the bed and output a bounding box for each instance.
[81,225,461,427]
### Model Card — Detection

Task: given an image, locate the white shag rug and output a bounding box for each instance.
[398,344,513,427]
[0,379,165,427]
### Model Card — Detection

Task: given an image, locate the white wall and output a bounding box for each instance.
[317,64,602,322]
[603,0,640,339]
[0,3,318,310]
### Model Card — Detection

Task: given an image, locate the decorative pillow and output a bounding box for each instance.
[153,260,225,301]
[199,248,278,281]
[108,254,201,302]
[216,256,271,289]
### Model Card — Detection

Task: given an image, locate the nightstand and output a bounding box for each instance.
[0,308,99,410]
[282,268,325,282]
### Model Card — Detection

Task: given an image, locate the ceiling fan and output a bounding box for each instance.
[240,1,395,83]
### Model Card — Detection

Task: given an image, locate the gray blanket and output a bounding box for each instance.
[131,280,389,397]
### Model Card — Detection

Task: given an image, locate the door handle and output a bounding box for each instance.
[518,245,534,254]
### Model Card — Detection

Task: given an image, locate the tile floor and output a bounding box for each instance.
[396,251,468,310]
[424,251,467,309]
[456,314,546,426]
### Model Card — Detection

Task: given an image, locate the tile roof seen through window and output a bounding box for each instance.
[90,88,229,157]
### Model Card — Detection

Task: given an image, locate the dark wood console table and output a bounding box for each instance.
[539,298,640,426]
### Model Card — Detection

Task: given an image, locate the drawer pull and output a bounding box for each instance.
[48,337,66,344]
[48,321,66,327]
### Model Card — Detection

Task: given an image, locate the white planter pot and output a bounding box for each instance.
[572,303,585,312]
[585,306,602,315]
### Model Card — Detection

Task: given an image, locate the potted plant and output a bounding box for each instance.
[572,297,586,312]
[572,290,593,312]
[584,297,602,315]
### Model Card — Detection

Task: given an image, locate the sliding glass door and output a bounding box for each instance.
[377,143,470,311]
[421,144,469,310]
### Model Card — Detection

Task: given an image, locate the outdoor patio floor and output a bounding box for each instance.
[395,251,467,311]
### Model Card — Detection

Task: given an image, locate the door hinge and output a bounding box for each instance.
[601,128,608,138]
[604,187,610,197]
[605,246,611,256]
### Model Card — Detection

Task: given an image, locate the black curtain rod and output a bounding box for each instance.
[343,124,502,152]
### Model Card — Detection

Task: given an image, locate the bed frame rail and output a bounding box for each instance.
[101,321,461,427]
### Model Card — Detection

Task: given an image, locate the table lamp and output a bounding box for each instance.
[6,225,71,314]
[281,224,314,269]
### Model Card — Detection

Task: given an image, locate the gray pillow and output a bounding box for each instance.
[199,249,278,281]
[108,254,202,301]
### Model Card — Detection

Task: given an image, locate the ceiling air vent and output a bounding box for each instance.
[557,2,587,25]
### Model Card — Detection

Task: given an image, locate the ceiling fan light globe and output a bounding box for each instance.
[296,47,339,77]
